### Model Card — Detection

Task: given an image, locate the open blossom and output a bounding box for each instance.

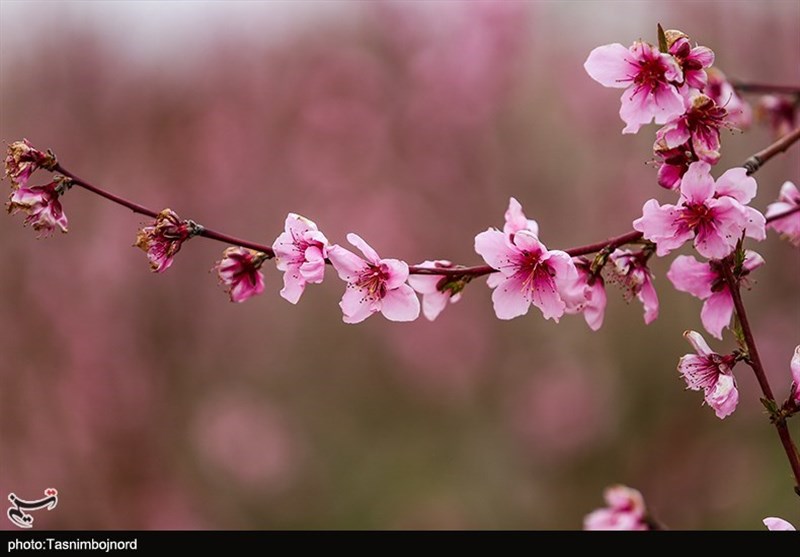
[667,251,764,339]
[633,161,765,259]
[7,180,69,236]
[134,208,201,273]
[763,517,796,531]
[584,485,649,531]
[407,260,462,321]
[584,40,684,134]
[475,228,577,321]
[791,346,800,406]
[563,259,607,331]
[766,181,800,247]
[4,139,56,188]
[666,31,714,90]
[328,233,420,324]
[705,68,751,129]
[608,249,658,324]
[654,93,728,165]
[272,213,330,304]
[678,330,738,419]
[214,247,267,303]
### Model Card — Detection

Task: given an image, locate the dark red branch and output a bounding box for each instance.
[49,127,800,276]
[767,204,800,223]
[743,127,800,175]
[731,82,800,95]
[55,163,277,257]
[721,261,800,495]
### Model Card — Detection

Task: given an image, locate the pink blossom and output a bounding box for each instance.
[563,259,607,331]
[763,517,796,531]
[766,181,800,247]
[654,93,728,164]
[757,95,797,139]
[272,213,330,304]
[503,197,539,237]
[705,68,751,129]
[667,251,764,339]
[667,33,714,90]
[791,346,800,406]
[406,260,462,321]
[633,161,765,259]
[214,247,267,303]
[7,179,69,236]
[474,228,577,321]
[608,249,658,324]
[584,41,684,134]
[584,485,648,531]
[134,208,201,273]
[4,139,56,188]
[678,330,739,419]
[328,233,420,324]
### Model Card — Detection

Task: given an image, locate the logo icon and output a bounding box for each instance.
[7,489,58,528]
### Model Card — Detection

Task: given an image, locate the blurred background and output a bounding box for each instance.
[1,0,798,530]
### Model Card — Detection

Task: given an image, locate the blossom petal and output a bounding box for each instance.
[680,161,714,204]
[715,167,756,204]
[791,346,800,404]
[638,277,659,324]
[421,290,450,322]
[763,517,796,531]
[667,255,714,299]
[381,258,410,290]
[280,270,306,305]
[584,43,636,88]
[491,275,530,320]
[684,330,714,357]
[706,372,738,419]
[701,290,734,340]
[328,245,369,282]
[475,228,516,274]
[346,233,381,265]
[504,197,539,236]
[299,256,326,284]
[633,199,693,256]
[583,280,607,331]
[340,286,376,324]
[380,284,420,322]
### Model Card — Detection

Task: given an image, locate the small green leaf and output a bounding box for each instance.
[760,397,780,417]
[657,24,668,53]
[732,313,747,351]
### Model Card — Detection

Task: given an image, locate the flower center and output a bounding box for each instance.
[519,251,553,292]
[680,202,713,230]
[357,266,388,300]
[634,57,667,91]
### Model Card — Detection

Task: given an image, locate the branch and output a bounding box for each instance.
[48,127,800,280]
[54,163,278,257]
[721,259,800,495]
[731,81,800,95]
[742,127,800,175]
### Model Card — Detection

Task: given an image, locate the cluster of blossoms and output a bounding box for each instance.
[584,27,752,191]
[585,27,800,420]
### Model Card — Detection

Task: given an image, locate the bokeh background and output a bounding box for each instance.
[1,0,798,530]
